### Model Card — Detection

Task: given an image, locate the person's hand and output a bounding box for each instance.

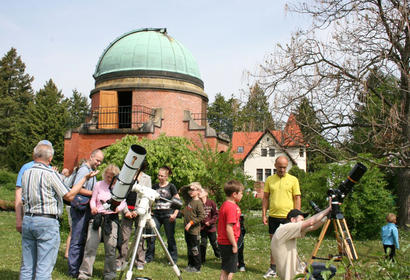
[232,243,238,254]
[185,223,192,231]
[91,207,98,215]
[86,170,99,180]
[52,166,59,172]
[125,212,134,219]
[262,215,268,225]
[169,213,177,222]
[205,221,210,226]
[16,222,22,233]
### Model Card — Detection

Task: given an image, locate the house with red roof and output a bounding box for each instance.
[231,114,306,182]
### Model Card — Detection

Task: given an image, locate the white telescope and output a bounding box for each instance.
[108,144,147,210]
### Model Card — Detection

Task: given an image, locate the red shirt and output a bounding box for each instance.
[217,200,241,245]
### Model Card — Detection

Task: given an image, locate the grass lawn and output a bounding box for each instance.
[0,210,408,280]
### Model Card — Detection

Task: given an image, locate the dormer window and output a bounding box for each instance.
[237,146,244,153]
[299,148,304,157]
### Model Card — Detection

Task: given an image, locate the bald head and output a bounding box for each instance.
[275,156,289,177]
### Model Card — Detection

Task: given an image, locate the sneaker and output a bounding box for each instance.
[238,266,246,272]
[185,266,200,273]
[263,268,277,278]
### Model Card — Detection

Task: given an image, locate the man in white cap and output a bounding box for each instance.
[15,140,53,233]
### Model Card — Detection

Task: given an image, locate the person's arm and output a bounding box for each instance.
[393,227,400,249]
[226,223,238,253]
[301,206,331,233]
[63,171,99,201]
[209,201,218,225]
[15,187,23,233]
[169,193,180,222]
[90,184,99,215]
[293,195,301,210]
[262,192,269,225]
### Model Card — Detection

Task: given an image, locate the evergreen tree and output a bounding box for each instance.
[207,93,239,137]
[294,97,334,171]
[0,48,34,170]
[68,89,90,128]
[29,79,70,167]
[236,83,275,131]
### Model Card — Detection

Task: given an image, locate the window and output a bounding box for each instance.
[299,148,304,157]
[256,169,263,181]
[237,146,244,153]
[261,148,267,157]
[269,148,275,157]
[273,168,277,174]
[265,169,272,180]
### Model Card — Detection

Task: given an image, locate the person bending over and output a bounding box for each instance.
[271,205,336,280]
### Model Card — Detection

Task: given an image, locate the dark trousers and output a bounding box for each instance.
[185,232,201,270]
[237,233,245,268]
[383,244,396,261]
[146,211,178,263]
[200,230,220,263]
[68,207,90,277]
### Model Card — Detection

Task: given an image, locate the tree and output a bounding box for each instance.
[294,97,335,171]
[67,89,90,129]
[0,48,34,170]
[236,83,275,131]
[207,93,239,137]
[29,79,70,167]
[259,1,409,228]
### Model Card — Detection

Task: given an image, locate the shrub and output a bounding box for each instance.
[0,169,17,191]
[100,135,250,205]
[238,191,262,210]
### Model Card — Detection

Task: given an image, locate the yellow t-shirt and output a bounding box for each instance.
[264,173,301,218]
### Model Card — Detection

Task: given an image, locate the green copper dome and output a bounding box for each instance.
[94,28,202,85]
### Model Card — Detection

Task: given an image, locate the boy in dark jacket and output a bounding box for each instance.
[180,182,205,272]
[199,187,221,263]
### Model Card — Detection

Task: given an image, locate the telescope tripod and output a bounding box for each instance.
[118,210,182,280]
[307,207,360,280]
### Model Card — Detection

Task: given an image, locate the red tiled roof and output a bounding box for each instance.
[231,114,305,161]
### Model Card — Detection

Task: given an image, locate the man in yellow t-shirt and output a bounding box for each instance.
[262,156,301,278]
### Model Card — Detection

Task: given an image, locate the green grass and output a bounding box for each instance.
[0,210,409,280]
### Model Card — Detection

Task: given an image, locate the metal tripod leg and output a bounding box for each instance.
[118,213,182,280]
[148,218,182,280]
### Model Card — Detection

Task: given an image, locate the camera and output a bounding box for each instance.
[327,162,367,203]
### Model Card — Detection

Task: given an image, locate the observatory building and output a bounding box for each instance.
[64,28,228,170]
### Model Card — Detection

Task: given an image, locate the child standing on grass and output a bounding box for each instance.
[381,213,399,261]
[199,187,221,263]
[237,214,246,272]
[180,182,205,273]
[217,180,244,280]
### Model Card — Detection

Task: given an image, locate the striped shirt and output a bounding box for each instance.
[22,162,71,216]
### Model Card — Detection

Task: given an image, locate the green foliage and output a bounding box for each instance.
[0,169,16,201]
[294,97,335,171]
[0,48,34,171]
[195,141,251,204]
[207,93,239,137]
[100,134,207,189]
[296,160,395,239]
[100,135,250,205]
[67,89,90,129]
[236,83,275,131]
[238,191,262,210]
[28,79,70,168]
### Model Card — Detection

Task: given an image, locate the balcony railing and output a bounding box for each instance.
[83,105,155,130]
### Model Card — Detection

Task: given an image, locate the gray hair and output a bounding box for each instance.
[33,144,54,160]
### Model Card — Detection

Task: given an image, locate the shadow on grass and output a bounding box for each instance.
[0,269,19,280]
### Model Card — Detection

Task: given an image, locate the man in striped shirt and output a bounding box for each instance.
[20,143,98,280]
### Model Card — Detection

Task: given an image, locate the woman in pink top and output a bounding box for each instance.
[78,164,126,280]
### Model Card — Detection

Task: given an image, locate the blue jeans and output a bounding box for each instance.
[146,211,178,263]
[20,215,60,280]
[68,207,90,277]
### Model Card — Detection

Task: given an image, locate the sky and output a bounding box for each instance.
[0,1,310,103]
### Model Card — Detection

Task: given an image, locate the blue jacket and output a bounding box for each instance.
[381,223,399,249]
